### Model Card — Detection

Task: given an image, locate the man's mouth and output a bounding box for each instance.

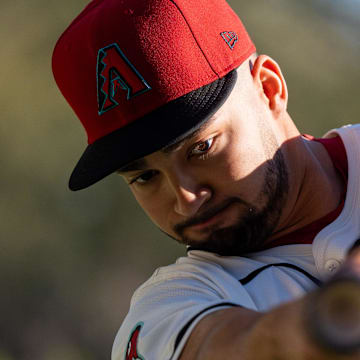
[189,206,229,231]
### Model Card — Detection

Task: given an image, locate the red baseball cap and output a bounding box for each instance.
[52,0,256,191]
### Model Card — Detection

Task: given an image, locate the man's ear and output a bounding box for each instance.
[251,55,288,115]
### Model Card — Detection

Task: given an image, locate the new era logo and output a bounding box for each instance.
[221,31,238,50]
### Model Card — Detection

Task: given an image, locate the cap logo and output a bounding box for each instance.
[220,31,238,50]
[96,43,152,116]
[125,322,145,360]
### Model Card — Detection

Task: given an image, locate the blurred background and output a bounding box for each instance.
[1,0,359,359]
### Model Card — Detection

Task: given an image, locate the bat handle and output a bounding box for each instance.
[306,276,360,354]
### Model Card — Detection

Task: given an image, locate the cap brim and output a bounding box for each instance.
[69,69,238,191]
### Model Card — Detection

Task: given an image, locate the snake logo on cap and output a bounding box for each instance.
[96,43,152,116]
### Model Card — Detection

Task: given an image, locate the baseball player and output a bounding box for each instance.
[52,0,360,359]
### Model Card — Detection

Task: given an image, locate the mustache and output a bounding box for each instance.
[174,197,250,233]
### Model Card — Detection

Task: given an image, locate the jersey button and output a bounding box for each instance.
[325,259,341,273]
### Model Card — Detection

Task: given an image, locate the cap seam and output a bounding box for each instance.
[168,0,219,78]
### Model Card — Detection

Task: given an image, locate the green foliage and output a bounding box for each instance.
[0,349,14,360]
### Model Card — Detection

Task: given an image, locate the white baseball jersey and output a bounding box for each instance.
[112,124,360,360]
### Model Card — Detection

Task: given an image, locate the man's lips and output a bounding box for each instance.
[189,206,229,231]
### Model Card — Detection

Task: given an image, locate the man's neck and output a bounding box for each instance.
[269,135,345,242]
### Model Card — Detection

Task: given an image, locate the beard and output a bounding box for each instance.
[159,146,289,256]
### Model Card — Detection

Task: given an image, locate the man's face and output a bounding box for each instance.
[119,65,290,256]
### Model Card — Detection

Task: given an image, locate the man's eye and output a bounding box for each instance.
[190,138,215,158]
[128,138,215,185]
[129,170,157,185]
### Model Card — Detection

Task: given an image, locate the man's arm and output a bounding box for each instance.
[180,247,360,360]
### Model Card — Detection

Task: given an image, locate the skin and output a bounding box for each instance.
[119,53,345,256]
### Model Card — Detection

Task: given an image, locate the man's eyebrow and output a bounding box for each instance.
[117,115,218,174]
[161,115,218,154]
[117,158,148,174]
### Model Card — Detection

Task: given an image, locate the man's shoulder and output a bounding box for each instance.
[113,252,253,360]
[131,252,231,300]
[323,123,360,139]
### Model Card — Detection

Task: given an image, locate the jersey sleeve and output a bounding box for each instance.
[111,258,254,360]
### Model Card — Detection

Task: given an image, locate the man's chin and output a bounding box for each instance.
[159,224,266,256]
[181,224,267,256]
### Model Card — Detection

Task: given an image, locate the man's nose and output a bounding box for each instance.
[167,172,212,217]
